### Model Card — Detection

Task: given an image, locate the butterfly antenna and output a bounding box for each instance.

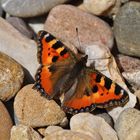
[76,27,82,51]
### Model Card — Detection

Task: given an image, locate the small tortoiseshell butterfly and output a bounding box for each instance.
[34,30,129,114]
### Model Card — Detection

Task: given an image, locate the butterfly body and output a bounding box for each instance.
[34,30,129,114]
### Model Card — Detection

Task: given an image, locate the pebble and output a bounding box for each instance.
[10,124,42,140]
[43,130,94,140]
[115,54,140,72]
[44,126,63,136]
[1,0,69,17]
[122,70,140,89]
[115,54,140,89]
[83,0,116,15]
[0,17,39,79]
[0,52,24,101]
[124,121,140,140]
[115,108,140,140]
[44,4,114,51]
[70,113,118,140]
[6,17,34,39]
[114,2,140,57]
[0,101,13,140]
[14,84,66,127]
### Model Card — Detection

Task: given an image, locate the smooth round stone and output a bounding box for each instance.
[1,0,69,17]
[43,130,94,140]
[70,113,118,140]
[44,5,114,51]
[0,101,13,140]
[0,52,24,101]
[6,17,34,39]
[83,0,116,15]
[114,2,140,57]
[10,124,42,140]
[14,84,66,127]
[115,108,140,140]
[0,17,38,79]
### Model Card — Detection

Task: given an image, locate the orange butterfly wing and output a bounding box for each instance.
[62,69,129,114]
[34,30,76,99]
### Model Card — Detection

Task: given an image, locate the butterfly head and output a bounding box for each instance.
[80,55,88,66]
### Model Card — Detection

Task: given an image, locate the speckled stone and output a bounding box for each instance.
[1,0,69,17]
[115,108,140,140]
[10,124,42,140]
[70,113,118,140]
[44,5,114,51]
[122,70,140,89]
[83,0,116,15]
[14,84,66,127]
[115,54,140,72]
[0,52,24,101]
[114,2,140,57]
[43,130,94,140]
[0,101,13,140]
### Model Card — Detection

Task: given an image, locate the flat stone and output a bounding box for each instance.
[114,2,140,57]
[0,52,24,101]
[115,108,140,140]
[14,84,66,127]
[70,113,118,140]
[1,0,69,17]
[0,101,13,140]
[10,124,42,140]
[0,17,39,80]
[44,5,114,51]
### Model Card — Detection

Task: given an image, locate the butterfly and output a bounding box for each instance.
[34,30,129,114]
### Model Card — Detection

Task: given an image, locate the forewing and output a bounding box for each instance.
[37,30,76,65]
[34,30,77,99]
